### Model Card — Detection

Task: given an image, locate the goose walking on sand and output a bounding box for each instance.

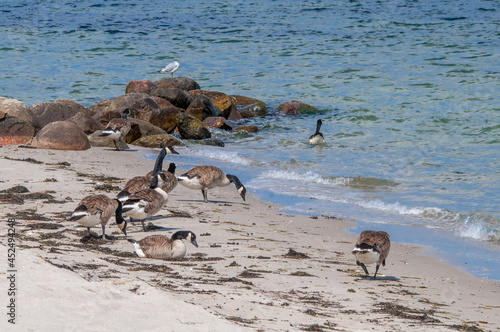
[309,119,325,145]
[352,230,391,280]
[128,231,198,259]
[69,195,127,240]
[177,165,246,203]
[121,171,169,232]
[98,108,132,151]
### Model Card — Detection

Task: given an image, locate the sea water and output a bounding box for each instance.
[1,0,499,279]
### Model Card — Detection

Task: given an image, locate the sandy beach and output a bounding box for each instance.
[1,145,499,332]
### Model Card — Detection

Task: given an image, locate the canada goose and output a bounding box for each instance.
[157,61,180,77]
[121,172,168,232]
[128,231,198,259]
[68,195,127,240]
[146,163,178,194]
[98,108,132,150]
[177,165,246,203]
[308,119,325,145]
[117,146,178,202]
[352,230,390,279]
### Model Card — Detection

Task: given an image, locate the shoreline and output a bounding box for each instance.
[1,145,499,331]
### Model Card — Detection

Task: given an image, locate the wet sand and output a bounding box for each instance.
[0,145,499,331]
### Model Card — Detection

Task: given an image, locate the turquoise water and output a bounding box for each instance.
[1,0,499,279]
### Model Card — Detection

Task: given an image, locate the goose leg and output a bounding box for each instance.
[114,140,120,151]
[101,225,111,241]
[372,264,380,280]
[357,261,370,276]
[202,189,208,203]
[87,227,92,236]
[141,220,148,232]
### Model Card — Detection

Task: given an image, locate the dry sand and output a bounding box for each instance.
[0,145,499,332]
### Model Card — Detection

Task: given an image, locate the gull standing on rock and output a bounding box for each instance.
[157,61,180,77]
[98,108,132,151]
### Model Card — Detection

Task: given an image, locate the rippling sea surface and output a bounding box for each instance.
[1,0,499,279]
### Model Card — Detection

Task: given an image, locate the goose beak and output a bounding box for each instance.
[192,239,199,248]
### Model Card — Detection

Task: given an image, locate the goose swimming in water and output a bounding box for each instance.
[98,108,132,151]
[308,119,325,145]
[128,231,198,259]
[177,165,246,203]
[352,230,391,279]
[69,194,127,240]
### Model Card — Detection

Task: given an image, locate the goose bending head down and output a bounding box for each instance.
[121,170,168,232]
[117,146,178,203]
[128,231,198,259]
[69,195,127,240]
[177,165,246,203]
[352,230,390,280]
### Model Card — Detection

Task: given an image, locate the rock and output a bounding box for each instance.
[202,138,225,147]
[0,116,36,145]
[31,121,90,150]
[125,80,157,94]
[148,106,179,133]
[150,88,194,109]
[202,117,232,131]
[226,106,243,120]
[154,77,200,91]
[234,125,259,133]
[239,101,268,118]
[88,131,129,150]
[277,100,319,115]
[186,95,218,121]
[123,122,142,144]
[0,97,41,131]
[92,110,122,126]
[230,95,260,106]
[89,93,155,118]
[128,118,167,137]
[190,90,238,119]
[29,99,88,128]
[131,134,183,148]
[176,112,211,140]
[149,96,173,109]
[68,112,104,134]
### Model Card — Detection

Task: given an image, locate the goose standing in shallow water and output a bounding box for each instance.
[308,119,325,145]
[121,171,169,232]
[177,165,246,203]
[117,146,178,203]
[352,230,391,279]
[69,195,127,240]
[128,231,198,259]
[98,108,132,151]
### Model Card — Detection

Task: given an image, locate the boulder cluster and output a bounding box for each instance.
[0,77,319,150]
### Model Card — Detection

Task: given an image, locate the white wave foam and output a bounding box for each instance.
[189,148,253,166]
[261,170,350,186]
